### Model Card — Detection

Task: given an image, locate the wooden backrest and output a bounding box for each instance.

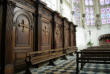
[27,49,50,57]
[87,45,110,49]
[82,48,110,51]
[79,51,110,57]
[83,45,110,51]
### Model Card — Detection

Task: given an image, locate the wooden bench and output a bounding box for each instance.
[26,50,50,65]
[25,49,50,73]
[25,49,65,65]
[25,48,66,73]
[76,48,110,74]
[24,46,77,73]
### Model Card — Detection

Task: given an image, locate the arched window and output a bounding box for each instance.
[100,0,110,24]
[85,0,95,25]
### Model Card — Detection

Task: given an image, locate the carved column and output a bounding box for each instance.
[0,0,8,74]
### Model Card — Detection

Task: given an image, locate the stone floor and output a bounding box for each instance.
[17,55,110,74]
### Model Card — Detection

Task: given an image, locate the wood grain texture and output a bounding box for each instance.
[0,2,3,70]
[64,19,70,49]
[54,12,63,49]
[38,4,52,50]
[4,0,35,72]
[70,23,74,46]
[13,6,34,71]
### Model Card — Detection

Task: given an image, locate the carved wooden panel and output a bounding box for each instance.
[13,7,33,51]
[55,24,63,47]
[64,19,70,48]
[42,22,49,45]
[3,3,15,74]
[4,3,13,64]
[11,0,35,69]
[54,13,63,48]
[38,5,52,50]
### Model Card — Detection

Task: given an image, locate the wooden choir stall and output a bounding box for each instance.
[0,0,77,74]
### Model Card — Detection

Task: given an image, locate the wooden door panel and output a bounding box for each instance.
[64,20,70,48]
[15,15,30,47]
[38,5,52,50]
[13,7,33,50]
[71,24,74,46]
[54,14,63,48]
[12,4,34,68]
[41,20,50,45]
[40,17,51,50]
[55,24,63,47]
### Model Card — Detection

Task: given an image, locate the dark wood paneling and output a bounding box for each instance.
[3,0,35,73]
[12,1,35,70]
[70,23,74,46]
[13,8,34,51]
[74,25,77,46]
[5,3,14,65]
[1,0,77,73]
[0,2,3,72]
[4,3,15,74]
[64,18,70,48]
[1,0,8,73]
[0,3,2,49]
[53,12,63,49]
[38,4,53,50]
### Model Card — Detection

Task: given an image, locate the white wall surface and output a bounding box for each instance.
[76,24,110,50]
